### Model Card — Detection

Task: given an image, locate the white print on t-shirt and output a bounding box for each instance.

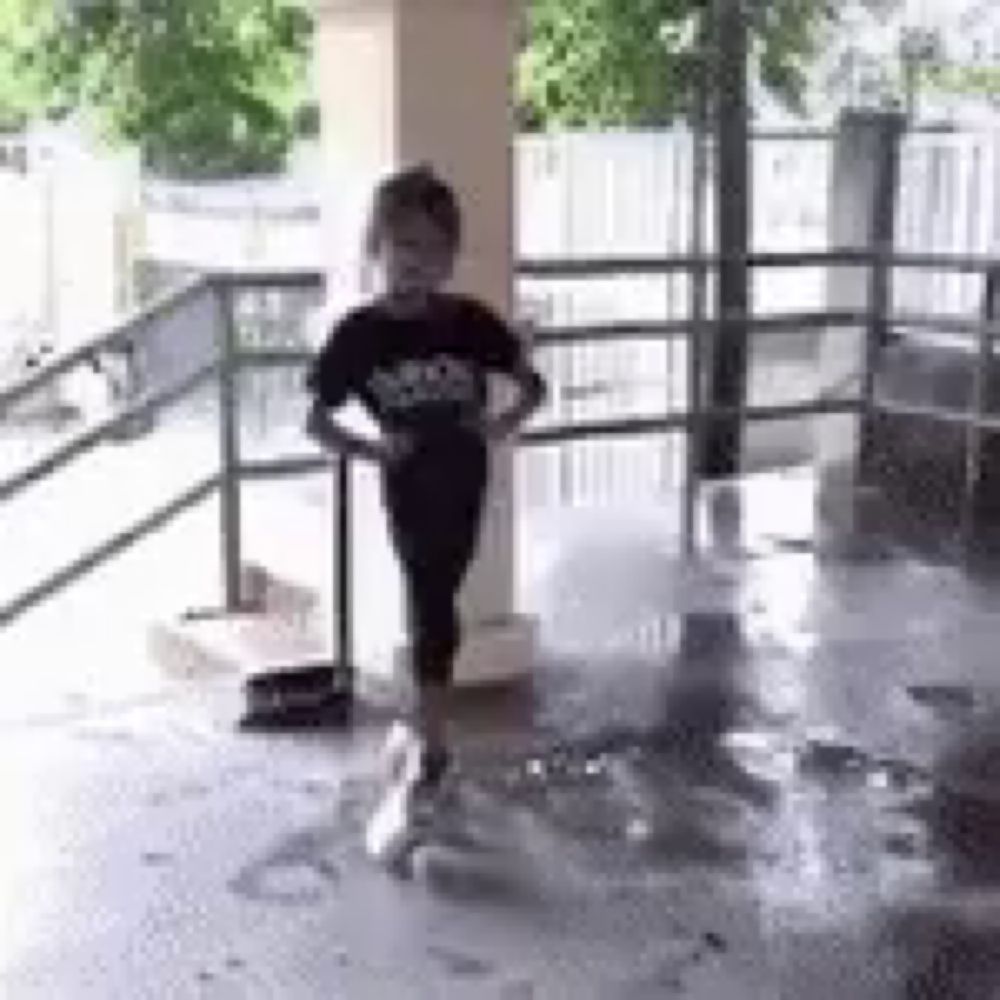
[369,355,478,412]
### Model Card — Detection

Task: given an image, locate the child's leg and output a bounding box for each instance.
[408,556,465,778]
[415,683,451,779]
[366,446,487,864]
[385,442,487,782]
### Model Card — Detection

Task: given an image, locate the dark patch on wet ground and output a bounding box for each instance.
[884,831,925,859]
[426,944,494,979]
[908,684,983,722]
[140,850,174,867]
[229,821,345,906]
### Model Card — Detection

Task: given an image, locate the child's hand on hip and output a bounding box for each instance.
[462,413,507,443]
[378,430,415,465]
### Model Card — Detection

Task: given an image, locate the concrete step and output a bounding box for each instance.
[148,607,360,728]
[240,561,322,633]
[148,609,329,683]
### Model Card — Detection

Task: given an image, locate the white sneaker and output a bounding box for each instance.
[380,721,418,785]
[366,738,451,870]
[364,774,421,869]
[380,722,453,780]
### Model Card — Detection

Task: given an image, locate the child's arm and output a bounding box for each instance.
[478,362,547,442]
[306,401,410,465]
[463,308,548,441]
[304,312,412,465]
[307,401,379,463]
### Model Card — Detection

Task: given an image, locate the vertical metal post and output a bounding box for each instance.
[857,244,891,486]
[216,279,243,612]
[334,452,353,668]
[702,0,750,479]
[682,15,712,558]
[856,119,901,486]
[960,268,999,549]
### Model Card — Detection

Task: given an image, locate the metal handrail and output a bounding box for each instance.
[0,362,218,505]
[0,274,265,628]
[878,397,1000,430]
[522,397,861,446]
[888,252,1000,274]
[237,348,314,368]
[0,268,343,644]
[517,248,1000,280]
[0,266,324,514]
[532,310,866,347]
[0,269,323,421]
[0,474,219,628]
[1,246,987,424]
[885,312,1000,339]
[5,249,1000,632]
[0,275,210,417]
[241,456,330,481]
[212,268,323,291]
[517,248,875,278]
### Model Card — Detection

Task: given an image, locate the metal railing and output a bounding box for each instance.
[518,247,1000,549]
[0,271,336,632]
[2,248,1000,635]
[519,248,871,550]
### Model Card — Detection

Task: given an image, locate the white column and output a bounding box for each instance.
[315,0,536,689]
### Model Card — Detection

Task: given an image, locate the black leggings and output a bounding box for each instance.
[383,434,488,687]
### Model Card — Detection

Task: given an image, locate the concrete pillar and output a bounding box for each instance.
[315,0,536,689]
[815,111,904,521]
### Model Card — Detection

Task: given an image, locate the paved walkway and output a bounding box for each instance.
[3,470,1000,998]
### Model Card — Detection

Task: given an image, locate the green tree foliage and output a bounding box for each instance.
[518,0,840,128]
[0,0,910,173]
[0,0,312,179]
[0,0,60,130]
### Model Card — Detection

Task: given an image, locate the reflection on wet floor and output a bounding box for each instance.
[483,470,1000,995]
[7,468,1000,997]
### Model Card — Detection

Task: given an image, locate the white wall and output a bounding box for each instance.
[0,125,138,359]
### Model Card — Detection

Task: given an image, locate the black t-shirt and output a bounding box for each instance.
[305,293,534,439]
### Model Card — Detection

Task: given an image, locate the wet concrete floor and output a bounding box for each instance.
[3,469,1000,998]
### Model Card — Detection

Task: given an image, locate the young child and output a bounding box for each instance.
[304,165,546,866]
